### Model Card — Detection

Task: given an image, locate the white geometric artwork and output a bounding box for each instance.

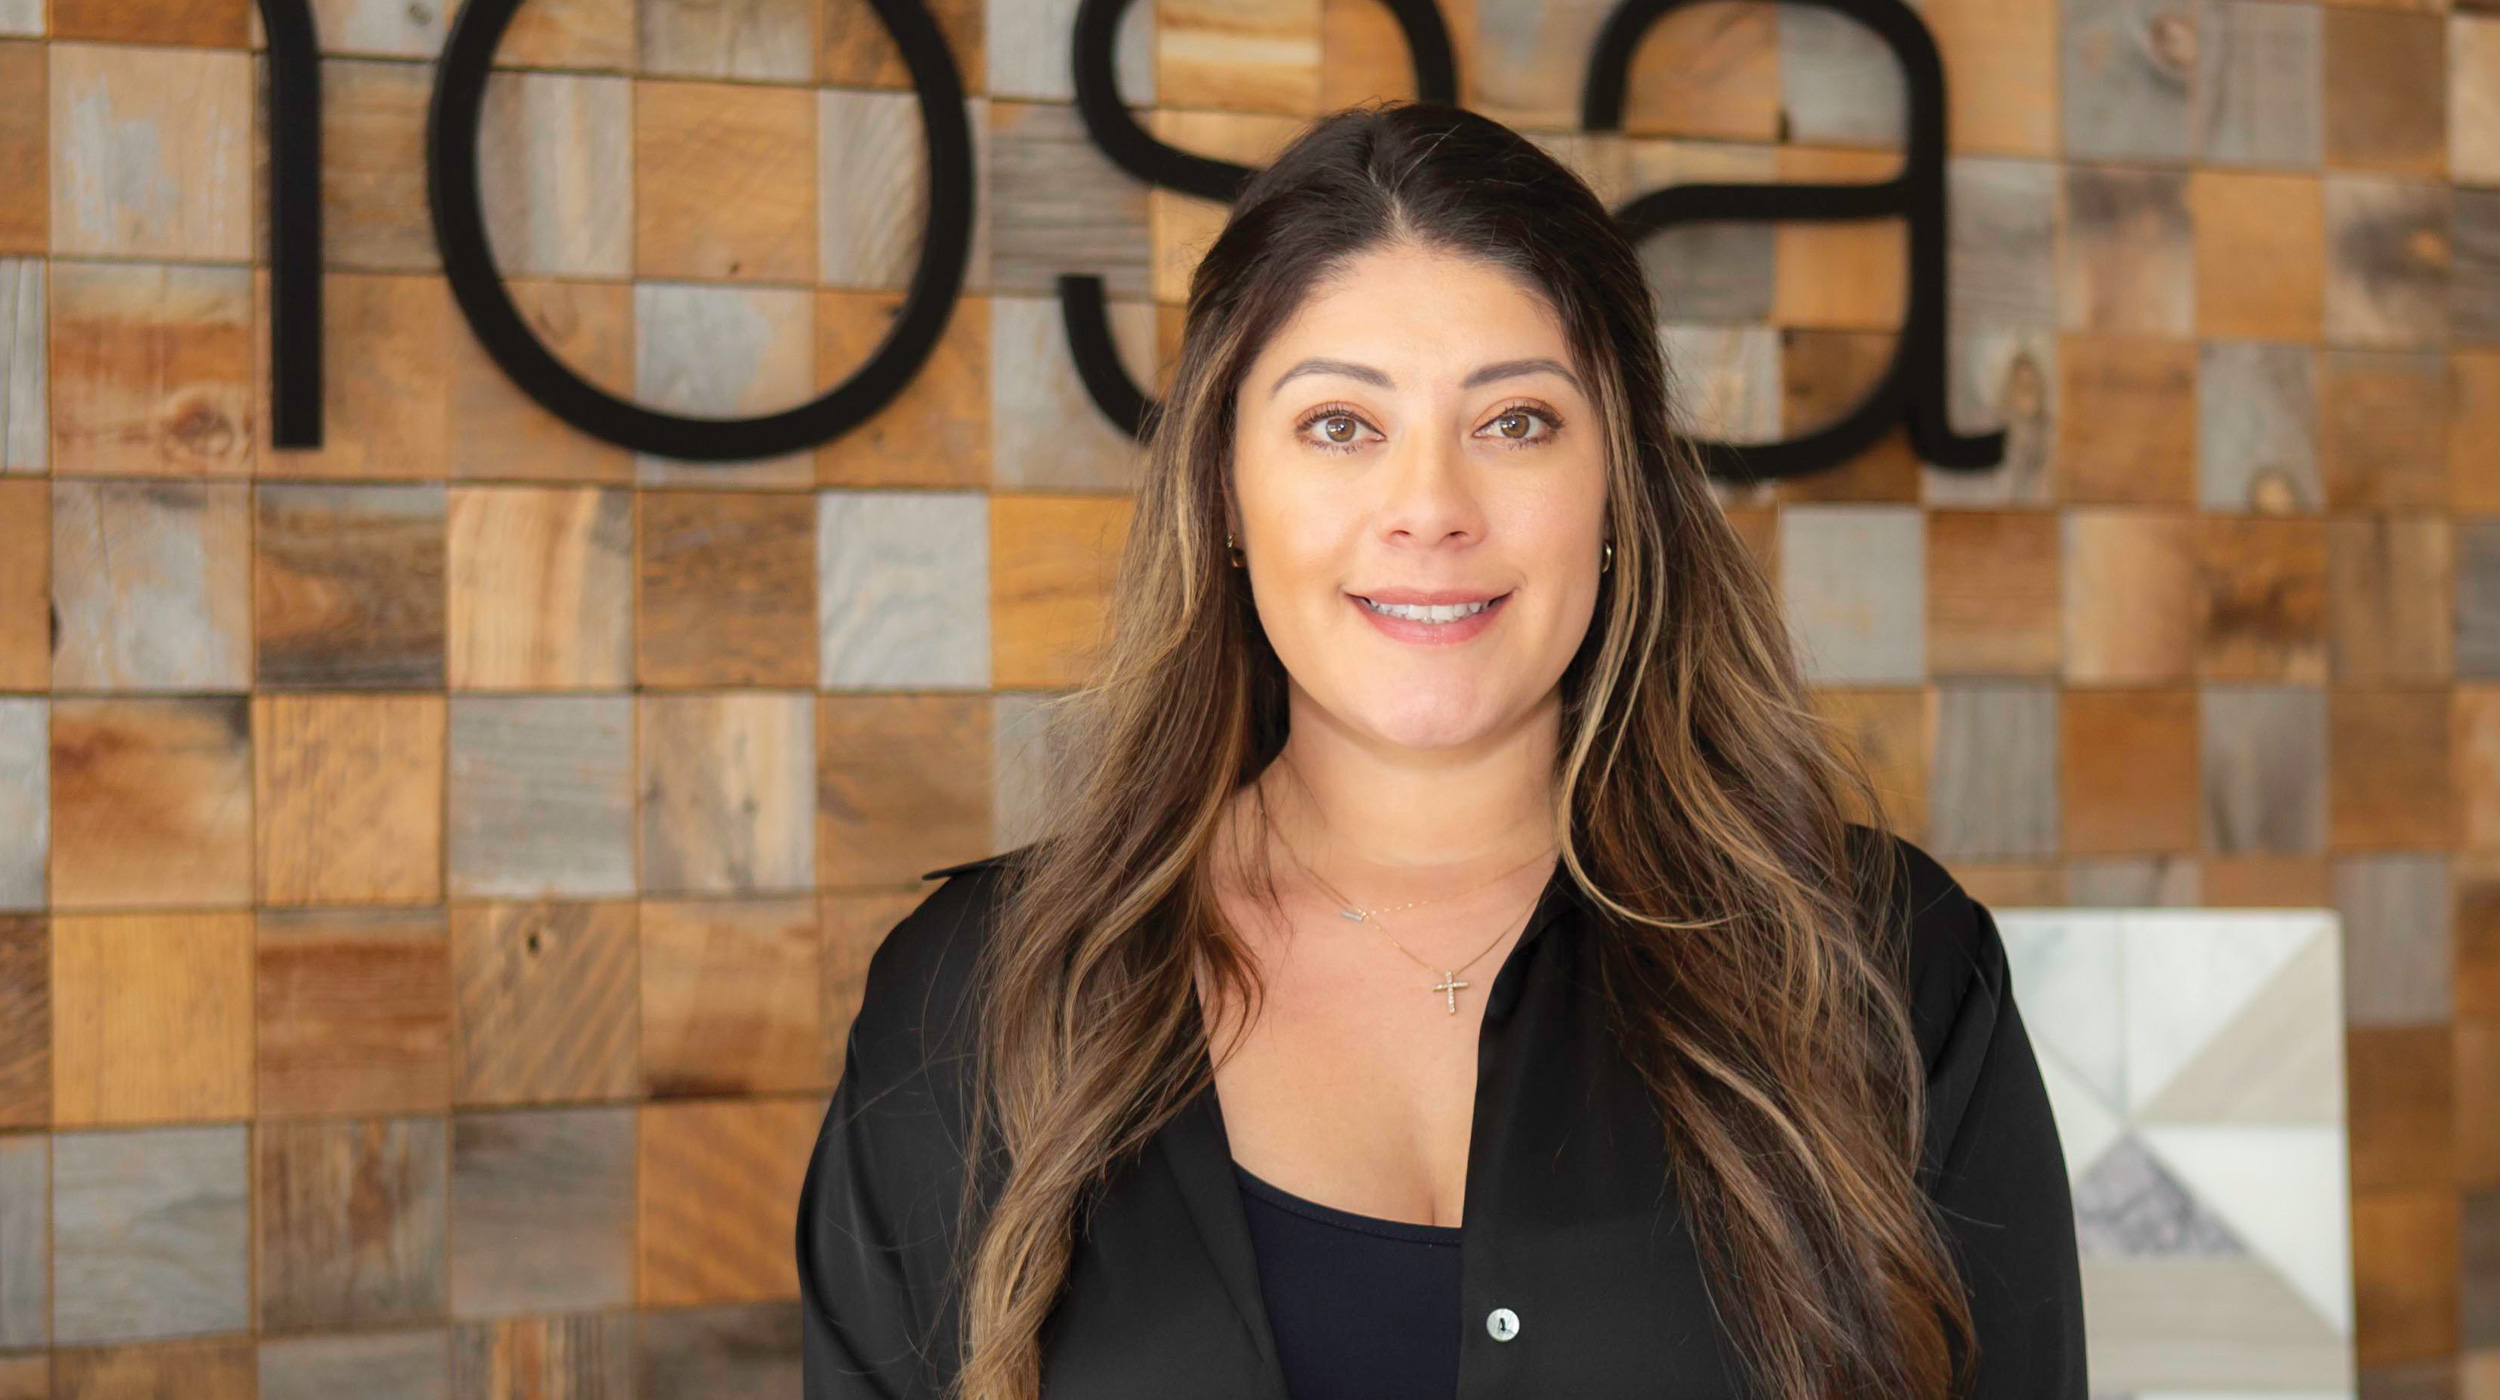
[1997,907,2353,1398]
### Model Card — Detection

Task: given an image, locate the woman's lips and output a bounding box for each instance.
[1349,590,1511,645]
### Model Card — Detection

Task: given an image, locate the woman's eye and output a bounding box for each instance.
[1318,414,1360,444]
[1485,409,1552,443]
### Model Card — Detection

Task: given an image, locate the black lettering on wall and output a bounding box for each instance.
[261,0,323,448]
[1585,0,2003,481]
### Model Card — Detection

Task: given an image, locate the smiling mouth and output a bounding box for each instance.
[1353,591,1512,621]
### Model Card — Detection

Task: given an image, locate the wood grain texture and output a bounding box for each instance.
[2328,513,2454,683]
[1780,4,1904,149]
[1806,687,1930,837]
[1920,0,2057,154]
[2198,514,2329,681]
[49,260,251,479]
[450,1313,633,1400]
[253,692,446,906]
[447,1107,635,1317]
[2057,165,2194,336]
[0,260,38,475]
[816,291,992,488]
[2456,690,2500,851]
[816,694,991,885]
[633,79,815,283]
[636,1096,824,1305]
[48,43,251,261]
[2195,0,2323,167]
[0,49,43,257]
[2199,341,2322,513]
[988,293,1155,491]
[1777,504,1925,684]
[2336,852,2454,1027]
[1773,147,1906,332]
[1926,329,2054,507]
[2061,687,2199,854]
[2453,352,2500,513]
[1147,109,1303,305]
[2332,690,2453,849]
[250,271,454,482]
[255,1116,448,1329]
[991,493,1136,690]
[1156,0,1320,116]
[445,486,634,690]
[1948,157,2058,329]
[2056,334,2197,504]
[987,100,1151,299]
[51,1335,253,1400]
[2201,684,2328,856]
[47,695,252,910]
[635,489,816,689]
[639,897,822,1098]
[638,0,811,80]
[822,0,981,90]
[255,906,453,1118]
[254,482,447,689]
[2457,187,2500,346]
[0,917,44,1127]
[0,1132,42,1348]
[448,696,635,899]
[320,59,437,274]
[637,1302,802,1400]
[1603,0,1779,142]
[496,0,632,69]
[51,480,250,691]
[2061,0,2195,161]
[2192,171,2325,342]
[0,701,40,911]
[260,1330,450,1400]
[2064,509,2200,682]
[51,1125,248,1343]
[449,280,637,486]
[2324,8,2450,178]
[2347,1025,2455,1190]
[2322,349,2450,509]
[51,912,251,1125]
[631,282,817,489]
[2326,176,2453,350]
[818,88,926,293]
[1925,509,2063,675]
[1774,330,1922,503]
[452,899,639,1107]
[1927,679,2059,859]
[2065,855,2199,908]
[638,692,815,895]
[476,71,633,281]
[2459,14,2500,185]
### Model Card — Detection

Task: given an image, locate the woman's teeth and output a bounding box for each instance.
[1359,596,1496,623]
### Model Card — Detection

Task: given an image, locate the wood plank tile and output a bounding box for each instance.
[2199,342,2322,513]
[2324,7,2450,177]
[818,88,925,293]
[2328,513,2454,683]
[2349,1025,2456,1190]
[452,900,638,1107]
[1772,330,1920,502]
[816,291,991,488]
[2323,349,2450,508]
[255,1115,448,1329]
[0,917,44,1127]
[448,1107,634,1316]
[1924,329,2055,507]
[1319,0,1423,107]
[2202,853,2331,907]
[2459,1016,2500,1188]
[50,260,251,479]
[52,1125,248,1342]
[2062,687,2199,854]
[448,695,635,899]
[251,271,455,483]
[2065,855,2199,907]
[0,1131,41,1348]
[1919,0,2057,155]
[988,293,1154,491]
[2332,689,2455,848]
[1808,687,1930,838]
[1948,157,2058,330]
[1659,324,1782,445]
[2064,508,2200,683]
[2461,187,2500,346]
[987,99,1151,300]
[2337,852,2453,1026]
[52,1335,253,1400]
[2354,1188,2461,1364]
[639,0,811,80]
[2461,520,2500,678]
[822,0,981,91]
[445,485,634,690]
[638,1302,801,1400]
[2195,0,2324,166]
[305,0,451,57]
[638,692,814,896]
[1928,679,2059,860]
[2057,165,2194,337]
[986,0,1154,103]
[2456,352,2500,512]
[254,482,447,688]
[1926,509,2062,675]
[495,0,632,69]
[256,906,452,1118]
[2055,334,2197,505]
[1773,147,1906,331]
[2326,176,2453,350]
[476,71,632,280]
[815,488,991,687]
[636,489,816,689]
[2462,853,2500,1018]
[1619,141,1778,324]
[816,694,990,886]
[254,692,445,905]
[1779,3,1903,148]
[637,1096,822,1305]
[991,493,1136,690]
[1597,0,1780,143]
[1778,504,1925,684]
[0,701,39,910]
[2201,684,2328,855]
[1146,108,1304,305]
[0,47,45,255]
[260,1330,450,1400]
[48,43,251,260]
[0,260,37,475]
[2061,0,2195,160]
[451,1312,633,1399]
[446,280,637,486]
[320,57,436,273]
[2197,514,2329,680]
[640,897,821,1098]
[53,910,251,1124]
[2457,688,2500,850]
[51,480,250,691]
[2459,13,2500,185]
[2191,171,2325,342]
[632,282,817,490]
[633,78,815,283]
[1156,0,1321,116]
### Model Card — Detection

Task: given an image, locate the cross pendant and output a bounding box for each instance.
[1430,971,1468,1015]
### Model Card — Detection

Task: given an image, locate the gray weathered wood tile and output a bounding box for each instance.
[448,1107,635,1317]
[50,481,252,692]
[50,44,253,260]
[1924,329,2055,507]
[990,293,1154,491]
[639,1302,802,1400]
[1950,157,2059,330]
[0,261,40,474]
[638,692,815,896]
[2459,518,2500,678]
[1780,4,1905,148]
[1659,324,1782,445]
[1928,679,2060,860]
[1469,0,1614,132]
[477,71,632,280]
[2198,341,2321,513]
[448,695,635,899]
[256,1116,448,1331]
[2334,853,2451,1028]
[988,100,1152,300]
[1778,504,1925,684]
[0,1133,42,1349]
[638,0,811,79]
[0,0,36,34]
[0,700,42,912]
[2192,0,2322,168]
[261,1330,451,1400]
[633,281,816,486]
[820,89,925,293]
[818,490,990,689]
[2200,683,2327,855]
[2062,0,2196,161]
[309,0,452,56]
[2325,176,2452,351]
[2458,187,2500,347]
[52,1124,249,1344]
[987,0,1153,101]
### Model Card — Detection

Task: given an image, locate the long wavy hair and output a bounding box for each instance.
[935,100,1978,1400]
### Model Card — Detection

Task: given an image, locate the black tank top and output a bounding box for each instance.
[1231,1160,1464,1400]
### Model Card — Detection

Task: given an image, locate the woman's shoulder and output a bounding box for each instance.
[843,846,1034,1091]
[1842,822,2010,1070]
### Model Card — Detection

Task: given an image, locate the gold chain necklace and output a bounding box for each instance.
[1270,822,1556,1016]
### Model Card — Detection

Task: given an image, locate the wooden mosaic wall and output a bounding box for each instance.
[0,0,2496,1393]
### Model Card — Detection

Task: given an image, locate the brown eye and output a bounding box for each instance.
[1495,413,1530,439]
[1317,414,1360,444]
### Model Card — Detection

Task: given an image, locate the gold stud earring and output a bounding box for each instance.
[1226,531,1245,568]
[1600,539,1613,574]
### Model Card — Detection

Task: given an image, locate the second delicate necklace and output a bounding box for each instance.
[1271,823,1557,1016]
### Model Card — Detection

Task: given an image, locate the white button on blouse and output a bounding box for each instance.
[1486,1307,1520,1342]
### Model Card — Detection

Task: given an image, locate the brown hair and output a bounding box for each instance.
[936,100,1977,1400]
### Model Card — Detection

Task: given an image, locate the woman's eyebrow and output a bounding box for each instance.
[1266,356,1581,399]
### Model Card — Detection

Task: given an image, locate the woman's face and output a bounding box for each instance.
[1230,241,1611,754]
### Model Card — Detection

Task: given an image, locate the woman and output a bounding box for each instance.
[797,101,2086,1400]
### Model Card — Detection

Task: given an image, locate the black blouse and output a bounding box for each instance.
[796,824,2089,1398]
[1231,1158,1465,1400]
